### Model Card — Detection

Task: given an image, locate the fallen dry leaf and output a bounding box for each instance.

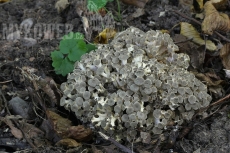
[37,77,62,106]
[220,43,230,69]
[209,86,224,98]
[19,121,44,139]
[211,0,228,10]
[46,110,72,137]
[98,8,107,17]
[121,0,148,8]
[191,45,206,69]
[194,72,224,98]
[94,28,116,44]
[55,138,81,148]
[19,121,46,147]
[65,125,93,142]
[205,71,221,80]
[202,1,230,35]
[46,111,92,142]
[173,34,205,69]
[180,22,217,51]
[194,72,224,86]
[1,117,23,139]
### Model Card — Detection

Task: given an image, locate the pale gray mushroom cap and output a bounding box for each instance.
[60,27,212,141]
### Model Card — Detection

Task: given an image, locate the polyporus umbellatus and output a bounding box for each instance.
[60,27,212,141]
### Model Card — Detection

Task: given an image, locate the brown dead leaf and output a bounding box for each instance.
[38,77,62,106]
[1,117,23,139]
[98,8,107,17]
[180,22,217,51]
[65,125,93,142]
[19,121,46,147]
[195,71,224,98]
[211,0,228,10]
[121,0,148,8]
[56,138,81,148]
[220,43,230,69]
[195,72,224,86]
[205,71,221,80]
[46,110,72,137]
[94,28,116,44]
[209,86,224,98]
[19,121,44,139]
[173,34,205,69]
[46,111,93,142]
[202,1,230,35]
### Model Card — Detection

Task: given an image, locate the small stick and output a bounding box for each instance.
[0,80,12,84]
[209,93,230,107]
[170,10,230,43]
[99,132,136,153]
[193,93,230,120]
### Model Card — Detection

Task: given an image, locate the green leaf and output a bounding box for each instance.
[51,51,74,76]
[51,50,64,68]
[86,43,97,53]
[59,38,77,54]
[60,32,85,54]
[68,39,87,61]
[87,0,111,11]
[55,58,74,76]
[63,32,84,40]
[51,32,91,76]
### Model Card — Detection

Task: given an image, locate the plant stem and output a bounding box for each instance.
[116,0,122,21]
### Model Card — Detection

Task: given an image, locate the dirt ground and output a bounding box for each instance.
[0,0,230,152]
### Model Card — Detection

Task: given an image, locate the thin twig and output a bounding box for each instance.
[0,80,12,84]
[170,10,230,43]
[210,93,230,107]
[193,93,230,120]
[99,132,135,153]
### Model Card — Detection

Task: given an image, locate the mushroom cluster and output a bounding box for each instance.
[60,27,212,141]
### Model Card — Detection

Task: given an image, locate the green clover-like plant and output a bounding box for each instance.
[87,0,113,11]
[51,32,96,76]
